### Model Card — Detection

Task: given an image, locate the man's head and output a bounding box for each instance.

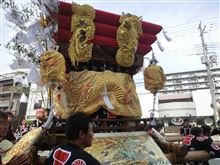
[65,112,94,148]
[190,126,202,136]
[5,112,14,123]
[201,125,211,136]
[0,111,10,139]
[36,107,46,121]
[21,118,27,126]
[183,118,190,127]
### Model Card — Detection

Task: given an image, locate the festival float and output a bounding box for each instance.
[1,1,213,164]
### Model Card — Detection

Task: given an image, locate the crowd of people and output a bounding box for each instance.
[180,119,220,165]
[1,109,220,165]
[0,111,33,165]
[0,110,101,165]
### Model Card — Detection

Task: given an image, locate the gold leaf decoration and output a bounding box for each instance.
[144,65,166,95]
[116,13,143,67]
[68,2,95,67]
[54,70,141,118]
[2,127,43,165]
[40,50,66,86]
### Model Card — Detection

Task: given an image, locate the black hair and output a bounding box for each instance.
[0,111,8,122]
[201,125,211,136]
[184,118,190,122]
[217,120,220,125]
[190,126,202,136]
[65,112,92,141]
[5,111,14,118]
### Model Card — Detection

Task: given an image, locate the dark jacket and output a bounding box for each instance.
[45,143,101,165]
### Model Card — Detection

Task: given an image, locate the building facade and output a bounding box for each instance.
[157,68,220,126]
[26,83,48,120]
[0,72,28,127]
[159,68,220,96]
[0,72,48,122]
[158,92,196,118]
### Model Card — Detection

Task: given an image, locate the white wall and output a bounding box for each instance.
[158,102,196,117]
[192,89,214,116]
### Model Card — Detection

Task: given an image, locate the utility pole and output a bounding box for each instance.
[198,21,219,126]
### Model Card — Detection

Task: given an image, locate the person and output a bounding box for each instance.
[182,126,220,165]
[45,112,101,165]
[211,120,220,136]
[180,118,191,136]
[5,112,16,142]
[156,123,165,136]
[30,108,46,129]
[15,118,30,140]
[202,125,212,137]
[0,111,32,165]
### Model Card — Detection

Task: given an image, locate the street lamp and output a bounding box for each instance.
[144,52,166,125]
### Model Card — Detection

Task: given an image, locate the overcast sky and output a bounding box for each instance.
[0,0,219,117]
[1,0,219,74]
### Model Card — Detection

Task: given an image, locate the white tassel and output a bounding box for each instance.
[9,57,33,70]
[27,66,40,83]
[26,21,41,42]
[22,77,29,87]
[103,95,114,110]
[13,76,23,84]
[43,110,54,129]
[163,30,172,42]
[19,93,28,103]
[157,40,165,51]
[33,95,39,104]
[102,84,114,110]
[15,32,30,44]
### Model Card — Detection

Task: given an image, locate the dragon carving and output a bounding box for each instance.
[68,3,95,66]
[116,14,143,67]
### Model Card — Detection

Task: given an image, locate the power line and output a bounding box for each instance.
[158,19,219,39]
[165,17,219,29]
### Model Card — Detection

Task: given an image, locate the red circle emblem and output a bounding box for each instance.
[72,159,86,165]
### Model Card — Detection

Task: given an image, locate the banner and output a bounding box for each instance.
[86,131,171,165]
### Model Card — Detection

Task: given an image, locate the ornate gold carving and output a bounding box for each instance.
[53,87,69,118]
[68,3,95,66]
[71,2,95,20]
[40,50,66,86]
[116,13,143,67]
[54,70,141,118]
[2,127,43,165]
[144,65,166,95]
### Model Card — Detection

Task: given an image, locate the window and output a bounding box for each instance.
[174,85,182,90]
[175,79,182,84]
[188,73,196,77]
[172,74,180,78]
[188,78,198,83]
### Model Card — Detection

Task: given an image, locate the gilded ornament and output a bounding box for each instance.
[2,127,43,165]
[144,65,166,95]
[40,50,66,86]
[116,14,142,67]
[68,3,95,66]
[54,70,141,118]
[71,2,95,20]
